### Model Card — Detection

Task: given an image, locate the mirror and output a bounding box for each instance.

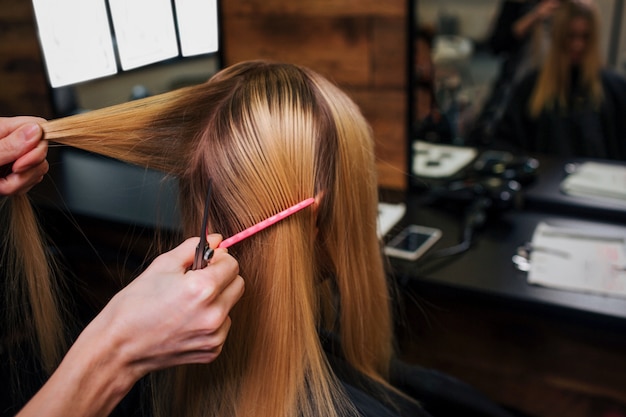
[410,0,626,183]
[413,0,502,147]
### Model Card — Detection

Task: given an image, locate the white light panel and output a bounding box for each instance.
[174,0,219,56]
[32,0,117,88]
[108,0,179,70]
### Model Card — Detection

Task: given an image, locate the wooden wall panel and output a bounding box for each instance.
[398,289,626,417]
[372,17,407,89]
[221,2,408,189]
[220,1,404,17]
[0,0,36,19]
[349,88,407,189]
[0,0,52,117]
[223,16,372,86]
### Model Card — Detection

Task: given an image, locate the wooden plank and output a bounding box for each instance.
[372,17,407,89]
[348,88,407,190]
[0,0,49,117]
[377,158,408,190]
[0,76,50,117]
[0,0,36,20]
[0,39,44,68]
[0,71,47,92]
[0,19,41,54]
[221,0,405,17]
[397,289,626,417]
[223,16,372,86]
[0,101,52,119]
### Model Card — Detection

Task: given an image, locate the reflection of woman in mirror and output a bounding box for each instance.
[492,0,626,160]
[491,0,561,84]
[469,0,561,145]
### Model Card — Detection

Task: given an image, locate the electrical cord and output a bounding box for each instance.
[420,196,491,261]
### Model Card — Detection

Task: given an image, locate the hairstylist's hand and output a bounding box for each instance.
[17,235,244,417]
[534,0,561,22]
[0,116,48,196]
[514,0,561,39]
[97,235,245,376]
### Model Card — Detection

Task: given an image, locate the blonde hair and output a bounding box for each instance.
[7,60,395,416]
[529,0,603,117]
[0,196,69,375]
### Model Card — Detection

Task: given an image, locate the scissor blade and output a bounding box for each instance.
[192,181,213,270]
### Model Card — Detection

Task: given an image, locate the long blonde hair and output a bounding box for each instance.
[8,60,394,416]
[1,196,70,376]
[529,0,603,117]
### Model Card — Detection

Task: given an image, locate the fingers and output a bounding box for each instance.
[217,274,245,311]
[537,0,560,17]
[12,140,48,173]
[197,273,244,332]
[206,233,224,249]
[0,158,49,195]
[157,237,216,271]
[0,121,47,196]
[160,234,228,272]
[161,237,203,270]
[0,123,43,166]
[0,116,46,137]
[161,236,242,298]
[153,236,243,310]
[172,270,243,365]
[183,252,241,315]
[165,316,233,367]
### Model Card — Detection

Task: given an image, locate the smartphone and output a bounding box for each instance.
[384,224,442,261]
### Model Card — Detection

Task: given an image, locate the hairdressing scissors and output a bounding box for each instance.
[192,180,214,270]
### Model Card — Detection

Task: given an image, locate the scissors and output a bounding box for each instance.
[192,180,215,270]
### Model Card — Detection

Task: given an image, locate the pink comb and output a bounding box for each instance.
[217,197,315,249]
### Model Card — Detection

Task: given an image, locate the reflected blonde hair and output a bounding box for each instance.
[8,60,394,416]
[529,0,603,117]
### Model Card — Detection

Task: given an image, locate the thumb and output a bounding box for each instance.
[165,237,202,270]
[0,124,42,167]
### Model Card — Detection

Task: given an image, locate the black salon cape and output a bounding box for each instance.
[466,0,539,146]
[492,69,626,160]
[322,333,517,417]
